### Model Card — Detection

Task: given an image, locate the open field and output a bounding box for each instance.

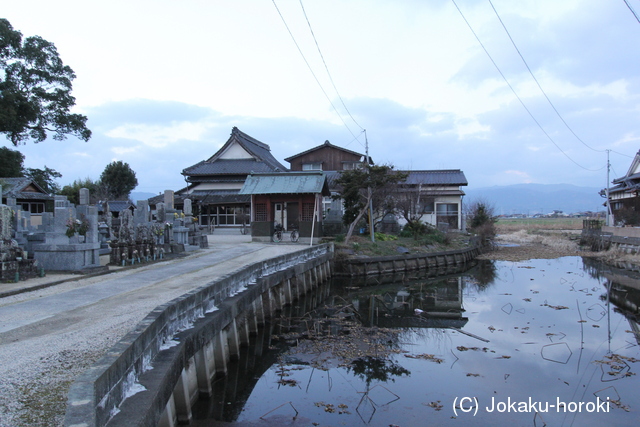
[496,217,586,233]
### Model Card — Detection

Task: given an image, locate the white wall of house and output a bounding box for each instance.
[218,143,253,159]
[395,194,464,230]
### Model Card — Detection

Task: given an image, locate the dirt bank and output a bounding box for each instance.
[478,229,640,268]
[477,229,593,261]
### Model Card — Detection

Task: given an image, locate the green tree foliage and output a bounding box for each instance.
[0,19,91,145]
[334,165,406,244]
[23,165,61,194]
[0,146,25,176]
[0,146,62,194]
[466,199,497,244]
[60,177,101,205]
[100,161,138,200]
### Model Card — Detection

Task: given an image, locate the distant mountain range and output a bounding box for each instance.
[132,184,605,216]
[464,183,605,215]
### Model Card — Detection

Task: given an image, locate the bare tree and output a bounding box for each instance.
[333,165,406,244]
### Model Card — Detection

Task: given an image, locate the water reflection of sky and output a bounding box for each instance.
[235,257,640,426]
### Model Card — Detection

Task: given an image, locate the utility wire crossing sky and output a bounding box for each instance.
[3,0,640,194]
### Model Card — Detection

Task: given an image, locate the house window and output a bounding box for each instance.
[420,198,435,214]
[216,206,249,225]
[255,203,267,221]
[302,202,315,221]
[436,203,459,228]
[342,161,362,170]
[302,162,322,171]
[21,202,45,214]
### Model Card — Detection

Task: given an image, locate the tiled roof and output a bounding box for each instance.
[181,190,250,204]
[0,177,52,200]
[322,169,467,191]
[284,140,368,163]
[183,159,277,177]
[182,127,287,178]
[106,200,135,212]
[149,190,250,206]
[239,172,330,196]
[401,170,468,186]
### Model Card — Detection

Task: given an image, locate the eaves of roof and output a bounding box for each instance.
[400,170,468,186]
[284,140,367,162]
[182,127,288,175]
[239,172,330,196]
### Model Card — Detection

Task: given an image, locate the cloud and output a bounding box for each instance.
[106,122,210,148]
[85,99,215,127]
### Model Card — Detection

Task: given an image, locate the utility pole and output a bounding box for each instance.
[365,130,375,242]
[606,149,612,226]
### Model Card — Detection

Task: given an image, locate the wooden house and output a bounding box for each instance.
[395,170,468,230]
[285,141,468,232]
[238,172,330,243]
[285,140,371,172]
[285,140,370,222]
[150,127,288,228]
[0,177,53,226]
[606,150,640,224]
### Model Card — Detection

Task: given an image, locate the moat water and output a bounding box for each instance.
[192,257,640,426]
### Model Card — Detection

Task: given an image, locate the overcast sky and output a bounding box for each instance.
[3,0,640,195]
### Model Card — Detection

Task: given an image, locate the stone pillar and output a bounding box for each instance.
[157,203,166,223]
[0,205,13,241]
[79,188,90,205]
[164,190,174,210]
[172,369,193,424]
[183,199,192,216]
[54,195,69,209]
[194,348,213,398]
[135,200,150,224]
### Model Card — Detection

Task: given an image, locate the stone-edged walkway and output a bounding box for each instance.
[0,233,304,427]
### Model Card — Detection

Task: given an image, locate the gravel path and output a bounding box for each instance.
[0,242,302,427]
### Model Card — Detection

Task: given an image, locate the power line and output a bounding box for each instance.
[623,0,640,24]
[271,0,364,147]
[610,149,633,158]
[451,0,604,172]
[488,0,605,154]
[299,0,364,132]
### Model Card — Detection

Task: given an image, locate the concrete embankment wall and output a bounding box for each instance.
[335,246,482,276]
[582,224,640,253]
[64,244,333,427]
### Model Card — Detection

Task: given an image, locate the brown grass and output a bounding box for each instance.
[496,218,584,233]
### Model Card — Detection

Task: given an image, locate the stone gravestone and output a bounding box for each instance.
[119,209,135,244]
[184,198,192,216]
[79,188,90,205]
[156,203,166,223]
[164,190,174,210]
[135,200,150,224]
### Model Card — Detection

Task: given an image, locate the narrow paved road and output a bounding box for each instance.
[0,239,304,427]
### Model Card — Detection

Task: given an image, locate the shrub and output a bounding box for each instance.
[466,199,497,244]
[374,232,398,241]
[401,221,429,239]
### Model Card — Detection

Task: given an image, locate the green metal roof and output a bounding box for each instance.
[239,172,330,196]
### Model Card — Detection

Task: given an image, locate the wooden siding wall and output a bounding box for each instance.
[289,146,361,171]
[252,194,317,221]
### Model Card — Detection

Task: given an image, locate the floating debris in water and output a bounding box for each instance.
[541,303,569,310]
[404,353,444,363]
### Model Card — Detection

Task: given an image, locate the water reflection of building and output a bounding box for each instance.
[355,277,468,329]
[601,270,640,345]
